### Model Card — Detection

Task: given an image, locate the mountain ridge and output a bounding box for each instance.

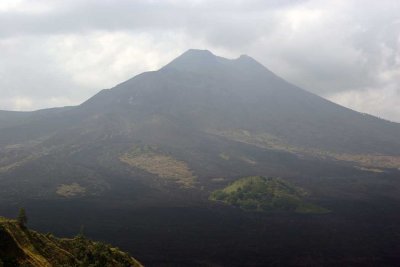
[0,216,143,267]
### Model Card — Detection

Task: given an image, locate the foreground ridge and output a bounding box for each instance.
[0,216,143,267]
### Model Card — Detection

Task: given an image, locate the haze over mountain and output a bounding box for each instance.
[1,49,400,266]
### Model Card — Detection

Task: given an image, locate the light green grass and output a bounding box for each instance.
[210,176,329,214]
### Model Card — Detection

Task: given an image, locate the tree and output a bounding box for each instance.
[76,225,86,240]
[17,208,28,228]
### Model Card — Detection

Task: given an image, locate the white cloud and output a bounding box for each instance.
[328,85,400,122]
[0,0,53,14]
[46,31,194,89]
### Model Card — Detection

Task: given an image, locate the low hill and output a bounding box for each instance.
[0,217,142,267]
[210,176,329,213]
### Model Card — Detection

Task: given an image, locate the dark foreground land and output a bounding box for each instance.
[1,187,400,267]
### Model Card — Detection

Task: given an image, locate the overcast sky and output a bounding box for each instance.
[0,0,399,122]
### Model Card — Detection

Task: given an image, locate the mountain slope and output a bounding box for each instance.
[2,49,400,153]
[78,49,400,155]
[0,49,400,202]
[0,217,142,267]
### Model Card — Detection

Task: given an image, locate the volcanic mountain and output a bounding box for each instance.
[1,49,400,200]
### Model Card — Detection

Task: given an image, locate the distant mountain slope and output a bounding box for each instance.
[0,49,400,202]
[76,49,400,155]
[2,49,400,153]
[0,216,142,267]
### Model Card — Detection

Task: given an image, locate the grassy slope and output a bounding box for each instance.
[0,217,142,267]
[120,145,196,188]
[210,176,329,214]
[210,129,400,169]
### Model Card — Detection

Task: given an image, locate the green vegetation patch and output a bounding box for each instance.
[0,155,37,174]
[0,216,143,267]
[210,176,329,214]
[219,153,230,160]
[354,166,384,173]
[120,145,196,188]
[56,183,86,197]
[211,129,400,169]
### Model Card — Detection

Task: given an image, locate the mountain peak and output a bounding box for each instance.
[162,49,219,72]
[234,54,274,75]
[183,49,215,57]
[237,54,257,62]
[161,49,269,75]
[239,54,250,59]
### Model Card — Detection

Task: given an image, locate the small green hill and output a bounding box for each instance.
[0,217,143,267]
[209,176,329,214]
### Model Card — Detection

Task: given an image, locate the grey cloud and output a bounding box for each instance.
[0,0,288,39]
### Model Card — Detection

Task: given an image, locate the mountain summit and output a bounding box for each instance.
[163,49,219,71]
[162,49,272,76]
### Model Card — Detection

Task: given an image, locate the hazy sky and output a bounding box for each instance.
[0,0,399,122]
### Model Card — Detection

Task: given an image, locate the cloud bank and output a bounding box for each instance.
[0,0,399,121]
